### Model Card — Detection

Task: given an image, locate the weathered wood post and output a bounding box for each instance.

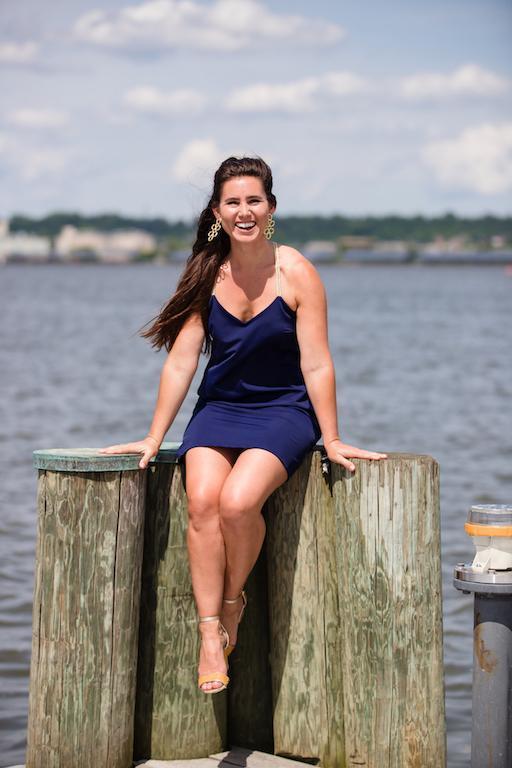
[332,454,446,768]
[28,445,446,768]
[27,450,147,768]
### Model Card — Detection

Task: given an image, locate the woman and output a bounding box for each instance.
[99,156,386,695]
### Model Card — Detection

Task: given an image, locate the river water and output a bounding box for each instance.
[1,262,511,768]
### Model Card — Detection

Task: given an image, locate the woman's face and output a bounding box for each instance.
[213,175,275,243]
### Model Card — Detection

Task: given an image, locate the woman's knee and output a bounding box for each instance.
[187,488,221,532]
[218,487,259,526]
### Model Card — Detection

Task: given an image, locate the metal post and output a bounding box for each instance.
[453,503,512,768]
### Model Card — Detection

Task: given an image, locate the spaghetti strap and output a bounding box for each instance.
[275,243,281,297]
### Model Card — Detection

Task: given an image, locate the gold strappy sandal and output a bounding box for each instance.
[197,614,230,694]
[222,589,248,658]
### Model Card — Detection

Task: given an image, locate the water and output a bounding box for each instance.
[1,263,511,768]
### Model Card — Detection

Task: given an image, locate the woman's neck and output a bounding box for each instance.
[228,240,275,272]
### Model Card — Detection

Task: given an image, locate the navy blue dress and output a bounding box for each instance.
[176,244,321,479]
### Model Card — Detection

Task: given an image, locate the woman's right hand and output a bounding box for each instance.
[98,436,160,469]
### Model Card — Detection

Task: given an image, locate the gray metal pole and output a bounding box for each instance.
[453,569,512,768]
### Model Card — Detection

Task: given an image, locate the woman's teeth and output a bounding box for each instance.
[236,222,255,230]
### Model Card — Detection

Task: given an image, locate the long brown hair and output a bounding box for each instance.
[139,156,277,354]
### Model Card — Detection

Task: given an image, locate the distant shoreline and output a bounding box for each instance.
[3,252,512,267]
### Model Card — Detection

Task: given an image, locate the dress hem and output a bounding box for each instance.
[177,441,294,479]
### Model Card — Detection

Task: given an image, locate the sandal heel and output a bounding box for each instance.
[222,589,248,657]
[198,614,230,694]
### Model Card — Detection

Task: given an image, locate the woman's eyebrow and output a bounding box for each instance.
[224,195,263,202]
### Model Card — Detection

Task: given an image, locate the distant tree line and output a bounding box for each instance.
[9,213,191,239]
[9,212,512,245]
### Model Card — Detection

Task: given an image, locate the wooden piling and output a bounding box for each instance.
[332,454,446,768]
[28,445,446,768]
[27,456,146,768]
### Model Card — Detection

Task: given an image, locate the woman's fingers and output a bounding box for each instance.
[98,443,143,454]
[334,453,356,472]
[98,439,159,469]
[139,447,155,470]
[338,443,387,460]
[356,449,387,459]
[327,442,388,472]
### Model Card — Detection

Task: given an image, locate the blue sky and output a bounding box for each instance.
[1,0,511,220]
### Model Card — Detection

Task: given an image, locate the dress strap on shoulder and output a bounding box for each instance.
[274,243,281,297]
[212,264,219,296]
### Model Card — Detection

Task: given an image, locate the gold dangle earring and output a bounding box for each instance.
[208,218,222,242]
[264,213,275,240]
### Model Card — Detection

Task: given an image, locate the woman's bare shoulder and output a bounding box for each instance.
[278,244,324,302]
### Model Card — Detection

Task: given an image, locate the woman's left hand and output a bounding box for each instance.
[325,439,387,473]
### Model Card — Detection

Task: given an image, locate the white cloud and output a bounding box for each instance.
[172,139,227,184]
[74,0,344,53]
[6,109,69,128]
[422,122,512,195]
[124,86,205,115]
[0,132,72,182]
[400,64,510,100]
[226,71,368,113]
[171,140,277,195]
[18,148,71,181]
[0,41,38,64]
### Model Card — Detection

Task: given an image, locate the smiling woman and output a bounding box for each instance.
[98,155,386,696]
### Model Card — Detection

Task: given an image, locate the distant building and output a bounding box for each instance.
[302,240,338,262]
[0,218,51,263]
[338,235,375,250]
[491,235,506,249]
[55,225,156,263]
[372,240,409,254]
[420,235,470,255]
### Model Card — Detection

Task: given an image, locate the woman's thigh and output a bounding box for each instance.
[184,446,242,510]
[219,448,288,514]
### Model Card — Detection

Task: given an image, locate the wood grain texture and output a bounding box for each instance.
[264,450,345,766]
[26,469,146,768]
[332,453,446,768]
[226,539,274,752]
[134,463,226,761]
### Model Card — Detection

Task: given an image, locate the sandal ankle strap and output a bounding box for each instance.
[199,614,221,623]
[223,589,246,604]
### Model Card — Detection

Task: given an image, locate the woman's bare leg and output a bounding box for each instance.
[184,445,240,691]
[218,448,288,647]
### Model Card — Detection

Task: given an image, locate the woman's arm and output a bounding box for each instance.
[294,255,386,472]
[99,312,205,468]
[294,258,342,441]
[146,312,205,444]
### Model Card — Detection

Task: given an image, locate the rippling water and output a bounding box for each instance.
[1,263,511,768]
